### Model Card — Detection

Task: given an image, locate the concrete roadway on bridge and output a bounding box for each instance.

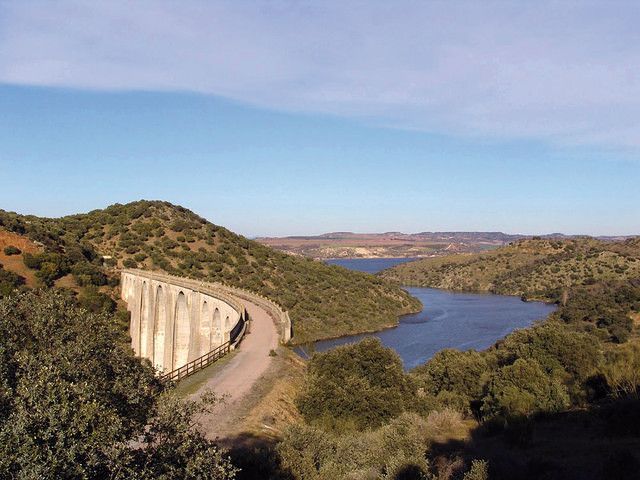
[191,298,279,438]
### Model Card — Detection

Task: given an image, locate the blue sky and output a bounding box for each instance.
[0,1,638,236]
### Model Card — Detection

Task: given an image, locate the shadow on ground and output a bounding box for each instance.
[428,398,640,480]
[222,433,292,480]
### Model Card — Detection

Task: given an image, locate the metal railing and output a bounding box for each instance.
[160,340,231,383]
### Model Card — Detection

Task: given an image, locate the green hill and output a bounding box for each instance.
[0,200,420,344]
[381,237,640,301]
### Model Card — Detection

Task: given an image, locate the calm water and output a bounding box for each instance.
[301,258,556,370]
[326,257,419,274]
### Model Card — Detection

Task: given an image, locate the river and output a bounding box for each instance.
[301,257,556,370]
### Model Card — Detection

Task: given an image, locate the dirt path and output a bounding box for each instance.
[191,299,280,438]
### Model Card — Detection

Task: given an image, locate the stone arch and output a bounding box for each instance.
[153,285,167,372]
[139,281,150,357]
[199,300,211,356]
[212,308,222,346]
[173,291,190,369]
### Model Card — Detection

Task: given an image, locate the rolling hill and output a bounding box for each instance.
[0,201,420,344]
[381,237,640,302]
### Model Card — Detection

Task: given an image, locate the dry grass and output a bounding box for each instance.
[425,408,471,444]
[54,273,79,290]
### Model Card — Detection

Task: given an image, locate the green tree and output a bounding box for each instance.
[411,349,490,414]
[0,290,237,479]
[482,358,570,418]
[296,338,413,431]
[494,323,602,403]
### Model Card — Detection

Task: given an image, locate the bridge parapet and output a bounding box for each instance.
[209,283,292,344]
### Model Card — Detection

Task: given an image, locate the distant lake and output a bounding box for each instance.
[326,257,419,274]
[301,258,556,370]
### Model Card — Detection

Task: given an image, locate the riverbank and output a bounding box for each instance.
[299,286,556,370]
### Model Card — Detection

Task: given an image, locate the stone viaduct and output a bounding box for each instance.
[121,269,292,377]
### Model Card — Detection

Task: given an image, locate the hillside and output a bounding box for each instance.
[381,237,640,301]
[0,201,420,343]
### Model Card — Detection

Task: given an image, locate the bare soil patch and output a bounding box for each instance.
[0,228,41,286]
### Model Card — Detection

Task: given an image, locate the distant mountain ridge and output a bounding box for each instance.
[262,231,635,242]
[256,231,637,260]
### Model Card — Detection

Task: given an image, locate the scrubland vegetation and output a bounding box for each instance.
[272,305,640,478]
[382,237,640,302]
[260,271,640,480]
[0,200,420,343]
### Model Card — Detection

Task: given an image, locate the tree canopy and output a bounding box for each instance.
[0,289,237,479]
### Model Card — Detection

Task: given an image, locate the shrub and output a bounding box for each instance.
[463,460,489,480]
[424,408,466,443]
[411,349,490,414]
[123,258,137,269]
[71,262,107,287]
[494,323,602,404]
[602,341,640,398]
[22,252,41,269]
[0,264,25,298]
[481,358,570,418]
[22,252,70,286]
[77,285,116,313]
[133,252,147,262]
[296,338,414,431]
[3,245,20,256]
[277,413,430,480]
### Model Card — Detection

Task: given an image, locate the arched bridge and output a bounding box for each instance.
[121,269,292,380]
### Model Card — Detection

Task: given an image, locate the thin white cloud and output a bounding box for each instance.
[1,1,639,147]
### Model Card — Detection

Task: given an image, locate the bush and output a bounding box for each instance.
[277,413,430,480]
[481,358,570,418]
[123,258,137,269]
[3,245,20,256]
[602,341,640,398]
[0,264,25,298]
[493,323,603,404]
[71,262,107,287]
[411,349,490,414]
[296,338,414,431]
[22,252,70,286]
[463,460,489,480]
[424,408,466,443]
[77,285,116,313]
[133,252,147,262]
